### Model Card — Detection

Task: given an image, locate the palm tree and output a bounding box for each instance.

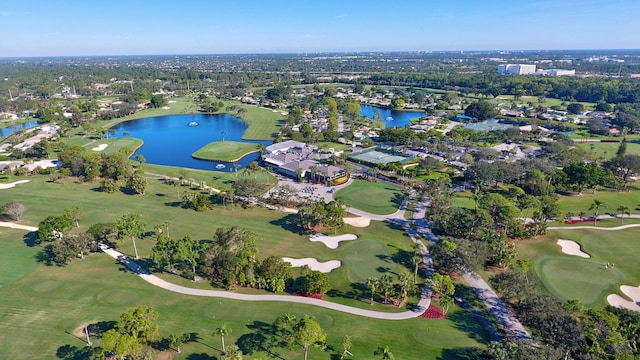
[589,199,605,225]
[617,205,631,223]
[412,242,423,283]
[379,274,393,304]
[366,278,379,306]
[232,163,240,177]
[221,345,243,360]
[214,323,232,353]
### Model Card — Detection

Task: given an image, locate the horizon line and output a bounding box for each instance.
[3,48,640,60]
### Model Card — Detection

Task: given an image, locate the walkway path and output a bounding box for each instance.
[100,245,429,320]
[0,221,38,231]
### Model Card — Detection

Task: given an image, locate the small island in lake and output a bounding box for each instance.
[191,141,262,162]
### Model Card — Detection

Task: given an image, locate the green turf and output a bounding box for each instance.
[518,227,640,308]
[342,238,393,283]
[556,188,640,218]
[537,257,623,306]
[452,190,476,209]
[574,141,640,161]
[334,179,404,215]
[0,179,490,359]
[191,141,261,162]
[141,162,277,190]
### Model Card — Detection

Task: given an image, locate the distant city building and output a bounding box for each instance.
[542,69,576,76]
[497,64,537,75]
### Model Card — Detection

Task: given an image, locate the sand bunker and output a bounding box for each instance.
[608,285,640,312]
[310,234,357,249]
[343,216,370,228]
[557,239,590,258]
[161,106,170,110]
[282,257,341,273]
[92,143,108,151]
[0,180,30,190]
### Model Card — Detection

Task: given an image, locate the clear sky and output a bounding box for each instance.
[2,0,640,57]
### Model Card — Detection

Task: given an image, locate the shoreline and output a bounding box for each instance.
[191,149,260,163]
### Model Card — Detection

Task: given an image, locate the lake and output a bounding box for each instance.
[112,114,271,171]
[0,121,40,137]
[360,105,426,128]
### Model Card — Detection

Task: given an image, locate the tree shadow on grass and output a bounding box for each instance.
[55,344,101,360]
[23,231,39,247]
[186,353,216,360]
[447,307,494,344]
[239,321,287,359]
[390,192,406,208]
[269,213,305,235]
[326,282,364,302]
[436,347,482,360]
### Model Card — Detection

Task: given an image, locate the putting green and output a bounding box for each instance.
[343,240,392,283]
[335,179,403,215]
[192,141,261,162]
[536,257,623,307]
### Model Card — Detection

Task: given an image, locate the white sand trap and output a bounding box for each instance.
[0,180,30,189]
[343,216,370,228]
[161,106,170,110]
[557,239,590,258]
[608,285,640,312]
[310,234,357,249]
[282,257,341,273]
[92,143,108,151]
[168,101,176,103]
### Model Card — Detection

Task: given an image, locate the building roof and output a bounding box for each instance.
[265,140,307,154]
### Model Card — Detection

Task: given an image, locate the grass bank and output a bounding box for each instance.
[191,141,262,162]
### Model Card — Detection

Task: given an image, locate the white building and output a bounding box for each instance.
[546,69,575,76]
[497,64,537,75]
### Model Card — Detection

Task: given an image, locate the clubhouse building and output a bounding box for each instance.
[262,140,347,186]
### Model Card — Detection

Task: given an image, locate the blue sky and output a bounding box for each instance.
[2,0,640,56]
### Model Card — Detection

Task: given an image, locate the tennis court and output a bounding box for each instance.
[349,148,412,164]
[464,119,515,132]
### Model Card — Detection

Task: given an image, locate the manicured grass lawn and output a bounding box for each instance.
[54,137,143,160]
[452,190,475,209]
[335,179,404,215]
[517,227,640,307]
[141,162,277,190]
[574,141,640,161]
[556,188,640,217]
[0,176,490,359]
[314,141,351,151]
[223,100,283,140]
[191,141,261,162]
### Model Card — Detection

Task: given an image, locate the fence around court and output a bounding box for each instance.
[348,147,415,165]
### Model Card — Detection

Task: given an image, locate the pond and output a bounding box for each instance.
[0,121,40,137]
[360,105,426,128]
[112,114,271,171]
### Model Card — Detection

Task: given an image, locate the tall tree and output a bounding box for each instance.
[366,278,379,305]
[115,213,146,259]
[176,234,202,280]
[63,205,83,228]
[617,205,630,223]
[214,323,232,353]
[294,316,326,360]
[589,199,605,225]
